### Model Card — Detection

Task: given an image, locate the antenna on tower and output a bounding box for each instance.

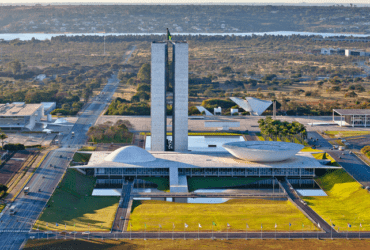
[104,36,106,55]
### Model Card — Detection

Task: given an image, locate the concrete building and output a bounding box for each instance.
[41,102,56,115]
[151,40,188,152]
[345,49,369,57]
[333,109,370,127]
[0,103,43,131]
[72,144,339,192]
[230,97,272,116]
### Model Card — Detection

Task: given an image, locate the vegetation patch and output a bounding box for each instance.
[137,177,170,192]
[361,146,370,160]
[78,146,96,151]
[24,239,370,250]
[72,153,91,164]
[33,169,119,232]
[129,199,317,232]
[303,169,370,231]
[312,152,340,166]
[87,120,133,144]
[187,177,267,192]
[325,131,370,138]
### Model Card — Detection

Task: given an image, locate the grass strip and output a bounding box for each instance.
[303,169,370,231]
[33,169,119,232]
[130,199,317,232]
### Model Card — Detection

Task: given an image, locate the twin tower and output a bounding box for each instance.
[151,37,188,152]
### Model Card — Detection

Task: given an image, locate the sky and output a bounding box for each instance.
[1,1,370,5]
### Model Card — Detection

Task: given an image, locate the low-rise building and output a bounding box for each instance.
[0,103,44,131]
[333,109,370,127]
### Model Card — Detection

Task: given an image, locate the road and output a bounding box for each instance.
[0,46,136,250]
[308,131,370,187]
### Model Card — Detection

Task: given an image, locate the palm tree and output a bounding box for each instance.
[0,133,8,148]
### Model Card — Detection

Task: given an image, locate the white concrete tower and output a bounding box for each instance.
[172,42,189,152]
[150,42,167,151]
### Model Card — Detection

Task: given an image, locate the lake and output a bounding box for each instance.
[0,31,369,41]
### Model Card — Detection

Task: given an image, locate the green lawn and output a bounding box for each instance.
[138,177,170,192]
[325,131,370,138]
[130,199,317,232]
[72,153,91,163]
[187,177,267,192]
[33,169,119,232]
[300,146,323,152]
[303,169,370,231]
[312,153,340,167]
[0,204,5,213]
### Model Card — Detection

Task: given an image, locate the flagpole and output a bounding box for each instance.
[275,225,276,240]
[130,223,132,240]
[198,226,200,240]
[212,223,214,240]
[184,225,186,240]
[172,224,174,240]
[246,224,248,240]
[158,225,160,240]
[289,224,291,240]
[227,227,229,240]
[261,224,262,240]
[330,220,333,240]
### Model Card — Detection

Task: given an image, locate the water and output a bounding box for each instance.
[145,135,244,151]
[1,31,369,41]
[92,188,121,196]
[288,179,327,196]
[296,189,327,196]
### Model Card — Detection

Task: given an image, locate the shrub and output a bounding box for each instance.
[3,143,25,151]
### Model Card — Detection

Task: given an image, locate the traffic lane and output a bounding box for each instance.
[0,232,26,250]
[326,150,370,186]
[307,132,332,149]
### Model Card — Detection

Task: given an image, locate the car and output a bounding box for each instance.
[120,216,125,220]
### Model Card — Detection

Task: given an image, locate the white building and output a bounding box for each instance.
[0,103,44,131]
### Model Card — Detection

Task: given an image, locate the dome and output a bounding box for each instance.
[104,146,156,163]
[222,141,304,162]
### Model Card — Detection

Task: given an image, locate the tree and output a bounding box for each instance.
[137,63,150,83]
[0,133,8,148]
[8,60,21,74]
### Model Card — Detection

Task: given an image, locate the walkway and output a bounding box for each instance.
[278,178,332,233]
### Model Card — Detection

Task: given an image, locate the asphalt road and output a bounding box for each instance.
[308,131,370,187]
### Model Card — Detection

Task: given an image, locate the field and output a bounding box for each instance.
[187,177,267,192]
[72,153,91,163]
[325,131,370,138]
[129,199,317,232]
[312,153,340,166]
[33,169,119,232]
[303,169,370,231]
[24,239,370,250]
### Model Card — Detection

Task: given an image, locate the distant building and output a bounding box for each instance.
[230,97,272,116]
[41,102,56,115]
[333,109,370,127]
[320,48,345,55]
[0,103,44,131]
[345,49,369,57]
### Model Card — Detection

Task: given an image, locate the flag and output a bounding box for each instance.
[302,223,304,228]
[173,223,175,229]
[167,28,172,41]
[184,223,188,228]
[275,223,277,229]
[348,223,351,228]
[144,223,147,229]
[261,224,263,229]
[159,224,162,229]
[360,223,362,228]
[332,223,335,227]
[289,223,291,227]
[227,223,230,228]
[199,223,202,228]
[212,222,216,226]
[101,223,103,229]
[246,224,249,228]
[318,223,321,228]
[56,223,58,227]
[74,223,76,228]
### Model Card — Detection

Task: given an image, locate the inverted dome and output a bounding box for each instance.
[104,146,156,163]
[222,141,304,162]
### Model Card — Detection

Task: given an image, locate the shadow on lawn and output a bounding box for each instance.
[24,239,139,250]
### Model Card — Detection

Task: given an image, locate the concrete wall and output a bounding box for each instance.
[151,43,167,151]
[172,43,188,152]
